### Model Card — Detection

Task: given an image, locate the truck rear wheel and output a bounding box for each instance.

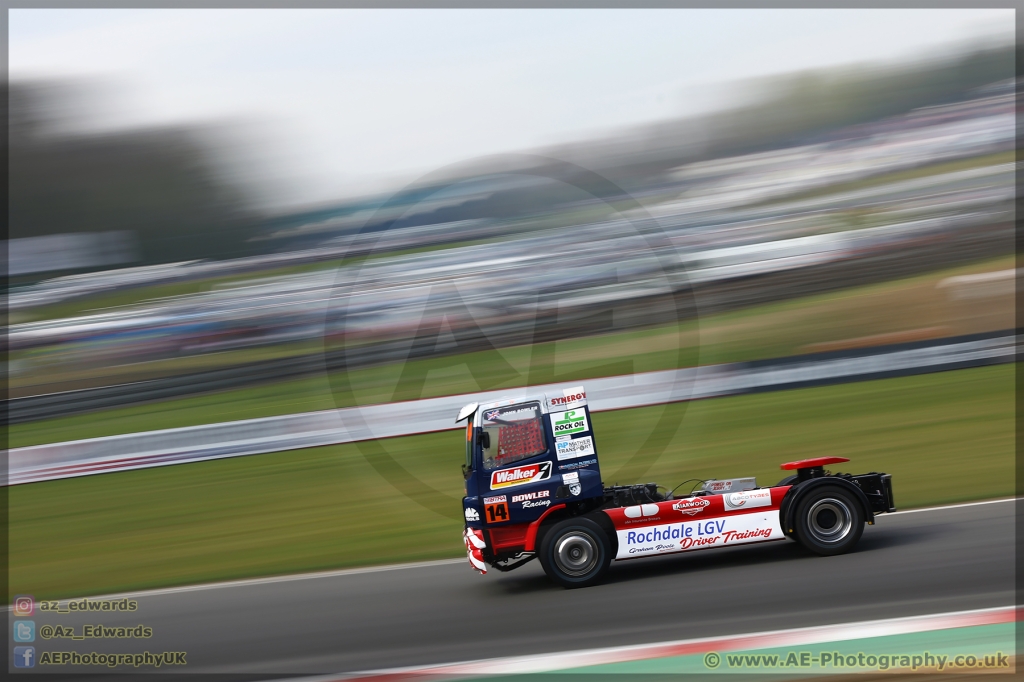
[538,517,612,588]
[793,485,864,556]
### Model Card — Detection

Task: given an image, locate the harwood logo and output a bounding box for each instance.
[672,498,711,516]
[490,461,552,490]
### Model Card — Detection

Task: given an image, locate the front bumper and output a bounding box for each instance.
[463,528,487,574]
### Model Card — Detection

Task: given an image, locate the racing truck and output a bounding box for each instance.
[458,386,895,588]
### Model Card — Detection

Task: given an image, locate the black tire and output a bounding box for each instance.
[538,517,612,588]
[793,485,864,556]
[776,474,799,487]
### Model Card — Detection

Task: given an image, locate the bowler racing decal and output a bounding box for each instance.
[490,461,552,490]
[615,512,785,559]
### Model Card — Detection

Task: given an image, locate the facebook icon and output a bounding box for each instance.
[14,646,35,668]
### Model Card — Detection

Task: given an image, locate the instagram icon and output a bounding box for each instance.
[13,595,34,617]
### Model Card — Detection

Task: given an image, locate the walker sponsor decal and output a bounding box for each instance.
[615,512,784,559]
[490,462,552,490]
[724,489,773,510]
[672,497,711,516]
[547,387,587,410]
[554,435,596,461]
[550,409,589,436]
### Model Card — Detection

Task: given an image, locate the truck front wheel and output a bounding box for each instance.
[793,485,864,556]
[538,518,612,588]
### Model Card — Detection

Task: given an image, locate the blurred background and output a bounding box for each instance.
[6,9,1016,599]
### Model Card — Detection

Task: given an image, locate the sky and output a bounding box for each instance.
[9,8,1013,209]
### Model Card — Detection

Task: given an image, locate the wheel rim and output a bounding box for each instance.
[807,498,853,544]
[554,532,599,577]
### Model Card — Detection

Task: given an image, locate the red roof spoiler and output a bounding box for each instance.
[780,456,849,471]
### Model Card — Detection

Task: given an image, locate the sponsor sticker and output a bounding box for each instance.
[672,497,711,516]
[548,387,587,410]
[558,457,596,471]
[550,409,589,436]
[615,512,784,559]
[483,495,507,505]
[705,480,733,493]
[561,471,582,496]
[484,498,510,523]
[484,404,539,423]
[624,504,660,519]
[724,489,772,510]
[464,507,480,522]
[490,461,552,490]
[554,435,596,461]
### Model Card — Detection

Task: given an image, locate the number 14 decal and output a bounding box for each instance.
[485,500,509,523]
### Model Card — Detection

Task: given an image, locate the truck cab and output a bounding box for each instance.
[461,387,606,571]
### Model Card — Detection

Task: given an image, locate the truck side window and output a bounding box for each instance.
[480,402,547,471]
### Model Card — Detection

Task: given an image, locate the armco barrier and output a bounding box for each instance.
[7,332,1014,485]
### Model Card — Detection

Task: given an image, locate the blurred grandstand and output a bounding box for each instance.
[6,49,1016,410]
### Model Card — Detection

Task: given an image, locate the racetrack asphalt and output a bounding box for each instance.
[27,500,1014,678]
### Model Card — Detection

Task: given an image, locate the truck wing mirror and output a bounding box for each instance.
[478,432,490,449]
[456,402,479,424]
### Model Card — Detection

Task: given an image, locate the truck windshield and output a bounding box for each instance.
[481,401,547,471]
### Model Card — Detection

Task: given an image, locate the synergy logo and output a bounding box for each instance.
[549,387,587,409]
[490,461,552,490]
[672,498,711,516]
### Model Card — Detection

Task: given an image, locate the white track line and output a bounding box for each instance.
[2,559,466,610]
[282,605,1018,681]
[886,497,1017,516]
[6,497,1014,609]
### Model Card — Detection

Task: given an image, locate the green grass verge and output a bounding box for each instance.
[9,363,1013,599]
[9,254,1013,449]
